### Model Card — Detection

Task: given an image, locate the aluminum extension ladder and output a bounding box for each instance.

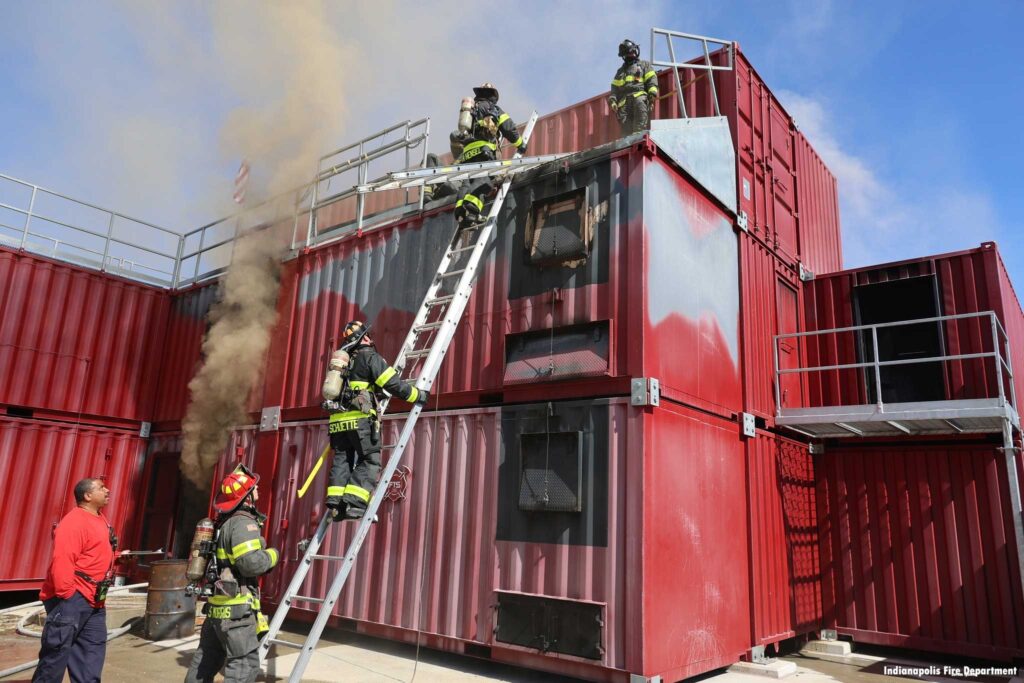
[258,112,542,682]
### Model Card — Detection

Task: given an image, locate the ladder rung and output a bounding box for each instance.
[291,594,326,604]
[426,295,454,307]
[449,244,476,255]
[268,638,303,650]
[439,268,466,279]
[403,349,431,359]
[414,322,445,333]
[311,553,346,561]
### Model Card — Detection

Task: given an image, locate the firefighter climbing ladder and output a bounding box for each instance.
[259,112,568,681]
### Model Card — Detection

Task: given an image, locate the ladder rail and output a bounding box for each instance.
[275,113,540,683]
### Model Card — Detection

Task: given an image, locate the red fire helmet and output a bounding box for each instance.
[213,464,259,514]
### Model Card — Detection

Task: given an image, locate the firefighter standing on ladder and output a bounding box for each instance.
[453,82,527,230]
[184,465,279,683]
[323,321,428,520]
[609,39,658,135]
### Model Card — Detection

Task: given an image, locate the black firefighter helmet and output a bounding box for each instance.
[472,82,499,102]
[618,39,640,61]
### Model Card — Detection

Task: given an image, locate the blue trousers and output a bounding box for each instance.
[33,592,107,683]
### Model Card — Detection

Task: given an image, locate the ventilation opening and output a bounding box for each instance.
[525,187,592,267]
[463,643,492,659]
[518,431,583,513]
[495,591,604,660]
[504,321,610,385]
[6,406,34,418]
[853,274,945,403]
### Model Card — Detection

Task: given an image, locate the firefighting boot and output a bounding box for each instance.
[343,507,379,524]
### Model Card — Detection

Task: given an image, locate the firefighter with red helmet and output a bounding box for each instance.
[453,82,527,230]
[323,320,428,520]
[184,465,279,683]
[609,39,658,135]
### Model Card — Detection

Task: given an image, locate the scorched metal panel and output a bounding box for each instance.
[151,282,217,424]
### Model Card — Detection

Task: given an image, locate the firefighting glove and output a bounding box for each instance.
[414,388,430,406]
[516,141,528,157]
[321,399,341,412]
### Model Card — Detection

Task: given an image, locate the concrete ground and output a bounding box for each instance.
[0,592,1018,683]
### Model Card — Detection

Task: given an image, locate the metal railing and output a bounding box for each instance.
[650,28,735,118]
[0,173,181,287]
[774,311,1017,416]
[175,118,430,288]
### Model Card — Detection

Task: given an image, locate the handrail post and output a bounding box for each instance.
[1004,323,1018,412]
[171,235,184,289]
[355,142,367,233]
[664,32,687,118]
[871,326,884,412]
[992,312,1006,407]
[20,186,38,249]
[192,227,205,285]
[100,213,115,272]
[773,334,783,416]
[702,38,721,117]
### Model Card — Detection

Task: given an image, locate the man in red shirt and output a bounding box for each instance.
[33,477,122,683]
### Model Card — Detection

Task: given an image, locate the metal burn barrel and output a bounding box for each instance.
[144,560,196,640]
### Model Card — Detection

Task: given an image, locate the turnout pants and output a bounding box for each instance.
[618,93,650,136]
[455,147,497,227]
[33,592,106,683]
[327,417,381,512]
[184,613,259,683]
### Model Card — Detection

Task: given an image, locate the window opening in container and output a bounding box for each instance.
[852,274,945,403]
[525,187,592,267]
[518,430,583,512]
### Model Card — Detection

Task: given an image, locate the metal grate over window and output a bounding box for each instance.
[495,591,604,660]
[525,187,592,266]
[518,431,583,512]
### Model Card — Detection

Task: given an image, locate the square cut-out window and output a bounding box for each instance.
[518,431,583,513]
[526,187,591,266]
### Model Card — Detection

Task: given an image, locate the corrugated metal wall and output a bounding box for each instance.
[803,245,1011,408]
[817,441,1024,660]
[747,431,821,645]
[0,416,147,589]
[993,244,1024,406]
[151,282,217,424]
[795,134,842,276]
[0,248,170,423]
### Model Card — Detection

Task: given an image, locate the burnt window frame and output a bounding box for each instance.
[503,320,611,385]
[518,430,584,513]
[524,186,592,266]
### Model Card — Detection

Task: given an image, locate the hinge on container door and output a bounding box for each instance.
[741,412,756,438]
[630,378,660,407]
[799,263,815,281]
[809,442,825,455]
[139,421,151,438]
[260,406,281,432]
[736,211,749,232]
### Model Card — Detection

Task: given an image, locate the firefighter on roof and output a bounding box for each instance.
[184,465,279,683]
[609,39,658,136]
[322,320,428,520]
[453,82,527,230]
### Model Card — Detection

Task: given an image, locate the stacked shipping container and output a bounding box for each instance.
[0,41,852,682]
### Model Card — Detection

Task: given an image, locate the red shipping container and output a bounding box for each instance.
[0,248,170,425]
[257,398,757,683]
[817,439,1024,661]
[0,416,147,590]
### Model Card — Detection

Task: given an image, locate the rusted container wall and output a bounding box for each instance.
[0,416,147,590]
[747,431,821,646]
[817,440,1024,660]
[740,235,803,424]
[0,247,170,424]
[264,399,643,680]
[803,245,1009,409]
[643,156,741,415]
[151,282,217,424]
[795,133,842,276]
[641,401,750,681]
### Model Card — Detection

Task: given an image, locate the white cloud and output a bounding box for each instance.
[777,89,1003,269]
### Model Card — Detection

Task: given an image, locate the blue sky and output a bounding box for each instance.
[0,1,1021,287]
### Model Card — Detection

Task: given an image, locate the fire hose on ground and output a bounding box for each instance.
[0,582,149,680]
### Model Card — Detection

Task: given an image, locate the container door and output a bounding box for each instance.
[776,279,803,409]
[138,452,181,560]
[769,106,798,263]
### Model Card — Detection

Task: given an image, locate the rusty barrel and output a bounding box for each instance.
[144,560,196,640]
